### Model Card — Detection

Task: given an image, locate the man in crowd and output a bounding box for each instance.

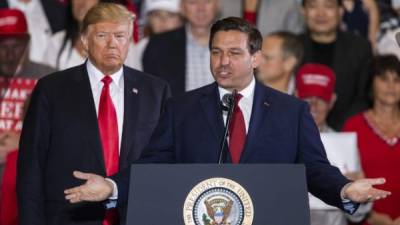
[0,8,54,179]
[219,0,304,36]
[0,0,67,63]
[256,31,303,94]
[0,9,54,79]
[143,0,219,96]
[129,0,183,71]
[64,17,390,219]
[295,63,372,225]
[299,0,373,130]
[17,3,170,225]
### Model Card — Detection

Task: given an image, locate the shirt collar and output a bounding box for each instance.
[287,75,295,95]
[218,76,256,101]
[86,59,123,88]
[8,0,37,8]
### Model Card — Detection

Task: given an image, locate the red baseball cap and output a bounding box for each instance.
[0,9,29,38]
[296,63,336,102]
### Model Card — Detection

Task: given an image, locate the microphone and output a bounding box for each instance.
[396,32,400,47]
[221,92,234,111]
[218,89,238,164]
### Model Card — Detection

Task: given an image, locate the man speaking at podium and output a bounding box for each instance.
[65,17,390,216]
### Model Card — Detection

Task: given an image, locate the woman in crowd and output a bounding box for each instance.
[342,0,380,52]
[130,0,183,70]
[343,54,400,225]
[43,0,100,70]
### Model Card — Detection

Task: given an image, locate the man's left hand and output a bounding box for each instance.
[343,178,391,203]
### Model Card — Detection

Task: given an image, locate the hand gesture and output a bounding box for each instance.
[343,178,391,203]
[64,171,114,203]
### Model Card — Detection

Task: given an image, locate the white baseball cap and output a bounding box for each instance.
[144,0,181,14]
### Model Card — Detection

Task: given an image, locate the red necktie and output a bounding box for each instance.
[229,94,246,164]
[98,75,119,225]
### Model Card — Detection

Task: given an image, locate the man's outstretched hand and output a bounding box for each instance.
[64,171,113,203]
[343,178,391,203]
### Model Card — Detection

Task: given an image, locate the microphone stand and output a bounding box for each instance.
[218,89,238,164]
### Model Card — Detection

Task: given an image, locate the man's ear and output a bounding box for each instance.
[329,93,337,109]
[81,34,88,51]
[284,56,297,73]
[251,50,262,69]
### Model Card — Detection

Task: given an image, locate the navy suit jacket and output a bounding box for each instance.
[114,81,350,211]
[17,64,170,225]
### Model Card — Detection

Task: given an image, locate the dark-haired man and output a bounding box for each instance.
[299,0,373,130]
[65,17,390,216]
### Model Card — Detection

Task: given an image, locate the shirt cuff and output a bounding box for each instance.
[340,182,352,201]
[346,202,373,222]
[105,178,118,200]
[340,182,359,214]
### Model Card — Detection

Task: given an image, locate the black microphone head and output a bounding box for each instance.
[222,93,233,109]
[396,32,400,47]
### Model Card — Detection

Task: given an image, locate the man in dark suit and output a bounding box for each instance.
[17,3,170,225]
[65,17,390,215]
[299,0,373,130]
[143,0,219,96]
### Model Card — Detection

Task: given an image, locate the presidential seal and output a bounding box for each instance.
[183,177,254,225]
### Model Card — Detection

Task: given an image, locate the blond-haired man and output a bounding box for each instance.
[17,3,170,225]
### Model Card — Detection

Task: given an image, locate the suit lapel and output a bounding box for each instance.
[72,65,106,174]
[119,68,140,169]
[240,82,272,162]
[199,83,225,143]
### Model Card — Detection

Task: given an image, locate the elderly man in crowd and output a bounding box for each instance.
[256,31,303,95]
[143,0,220,96]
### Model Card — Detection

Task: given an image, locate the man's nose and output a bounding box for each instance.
[220,53,230,65]
[106,35,118,47]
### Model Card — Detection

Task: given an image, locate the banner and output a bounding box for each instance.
[0,77,37,132]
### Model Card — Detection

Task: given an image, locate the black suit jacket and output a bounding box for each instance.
[17,64,170,225]
[113,81,350,211]
[299,31,372,130]
[143,26,186,96]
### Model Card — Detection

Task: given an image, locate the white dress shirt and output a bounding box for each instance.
[218,77,255,133]
[86,60,124,152]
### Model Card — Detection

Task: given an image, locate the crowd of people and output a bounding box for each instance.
[0,0,399,225]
